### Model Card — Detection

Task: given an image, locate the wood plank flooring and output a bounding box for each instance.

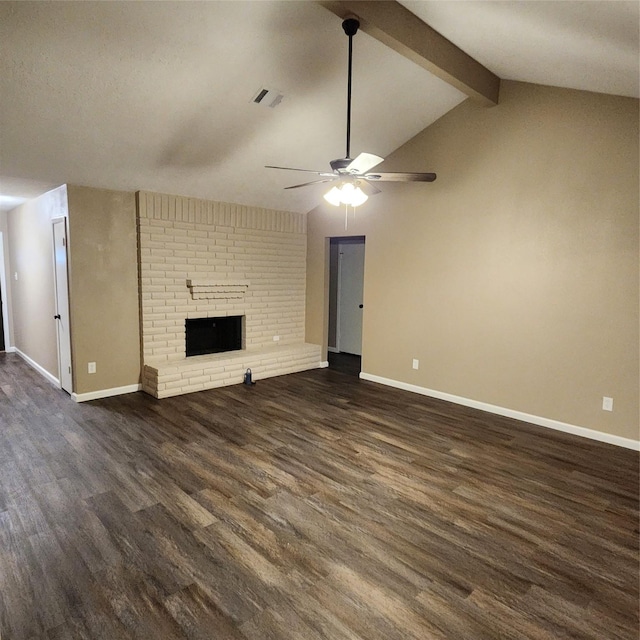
[0,351,638,639]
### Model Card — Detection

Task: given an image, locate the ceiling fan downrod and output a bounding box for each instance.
[342,17,360,162]
[264,14,436,199]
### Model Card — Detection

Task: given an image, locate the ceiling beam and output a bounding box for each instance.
[318,0,500,105]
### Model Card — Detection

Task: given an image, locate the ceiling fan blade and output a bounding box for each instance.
[364,172,437,183]
[358,181,382,196]
[284,178,337,190]
[266,165,335,177]
[346,152,384,174]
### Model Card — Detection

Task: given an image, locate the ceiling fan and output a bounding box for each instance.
[266,16,436,208]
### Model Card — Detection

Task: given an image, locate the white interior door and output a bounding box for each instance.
[337,241,365,355]
[53,219,73,393]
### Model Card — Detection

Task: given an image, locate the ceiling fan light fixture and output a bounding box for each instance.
[324,186,343,206]
[346,184,368,207]
[324,181,368,207]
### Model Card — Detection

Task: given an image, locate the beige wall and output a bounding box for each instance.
[306,81,639,441]
[7,186,68,378]
[66,185,140,394]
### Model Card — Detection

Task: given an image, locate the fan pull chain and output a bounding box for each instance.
[343,204,358,230]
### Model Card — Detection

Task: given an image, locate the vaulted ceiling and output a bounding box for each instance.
[1,1,638,213]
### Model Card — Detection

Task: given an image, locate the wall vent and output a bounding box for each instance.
[251,87,284,108]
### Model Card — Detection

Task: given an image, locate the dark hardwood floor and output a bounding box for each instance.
[0,352,638,639]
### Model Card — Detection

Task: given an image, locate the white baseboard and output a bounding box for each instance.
[327,346,339,354]
[72,384,142,403]
[5,346,16,353]
[359,372,639,451]
[14,347,60,388]
[319,361,329,368]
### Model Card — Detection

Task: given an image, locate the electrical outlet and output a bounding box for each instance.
[602,396,613,411]
[273,335,280,342]
[88,362,96,374]
[412,359,419,370]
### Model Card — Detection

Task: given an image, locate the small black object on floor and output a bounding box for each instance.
[327,351,361,377]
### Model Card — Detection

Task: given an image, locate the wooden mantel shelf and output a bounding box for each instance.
[186,279,250,300]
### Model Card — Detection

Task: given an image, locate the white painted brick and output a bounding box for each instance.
[145,327,170,336]
[180,369,203,379]
[183,383,206,393]
[160,373,183,383]
[153,346,178,356]
[210,371,233,382]
[139,192,311,395]
[144,269,170,279]
[151,292,178,300]
[150,304,176,313]
[164,379,186,390]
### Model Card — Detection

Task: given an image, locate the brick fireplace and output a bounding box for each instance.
[136,191,322,398]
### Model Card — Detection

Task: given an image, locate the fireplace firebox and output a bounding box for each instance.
[185,316,243,357]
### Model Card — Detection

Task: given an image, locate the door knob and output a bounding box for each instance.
[54,314,61,320]
[358,304,363,309]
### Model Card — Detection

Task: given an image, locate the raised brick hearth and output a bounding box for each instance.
[142,343,322,398]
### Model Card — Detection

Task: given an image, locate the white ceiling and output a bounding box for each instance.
[0,1,637,214]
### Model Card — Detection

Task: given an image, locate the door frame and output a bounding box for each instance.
[336,239,365,355]
[0,231,10,351]
[52,217,73,393]
[327,235,365,357]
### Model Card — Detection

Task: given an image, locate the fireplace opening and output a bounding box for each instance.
[185,316,243,357]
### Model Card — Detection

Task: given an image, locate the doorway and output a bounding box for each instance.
[328,236,365,375]
[52,219,73,393]
[0,281,4,352]
[0,231,8,352]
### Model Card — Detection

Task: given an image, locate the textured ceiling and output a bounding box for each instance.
[0,1,637,213]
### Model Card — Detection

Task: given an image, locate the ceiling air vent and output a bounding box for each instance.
[251,87,284,108]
